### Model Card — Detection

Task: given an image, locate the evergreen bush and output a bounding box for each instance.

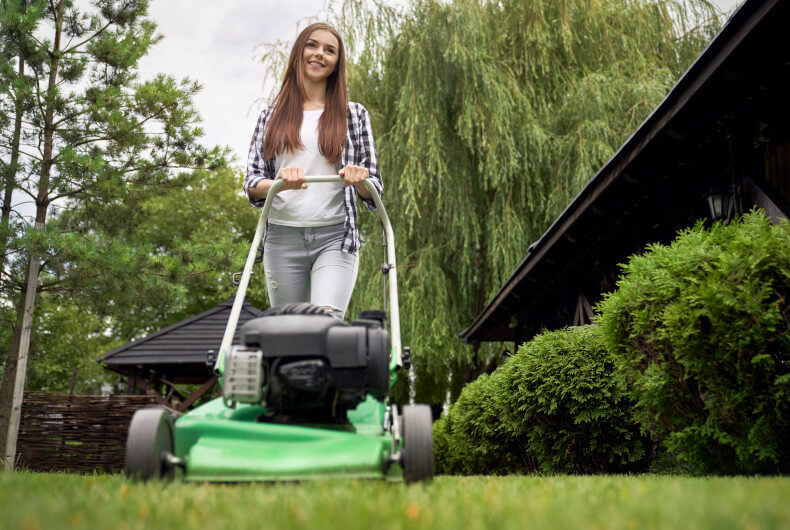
[433,371,526,475]
[597,211,790,473]
[505,326,646,473]
[434,326,645,474]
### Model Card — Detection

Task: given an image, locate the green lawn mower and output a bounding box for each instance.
[124,176,434,483]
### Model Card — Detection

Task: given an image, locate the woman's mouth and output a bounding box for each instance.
[308,61,325,68]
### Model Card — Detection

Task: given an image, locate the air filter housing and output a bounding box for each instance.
[235,311,390,420]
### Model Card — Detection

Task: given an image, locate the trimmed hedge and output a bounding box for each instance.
[434,325,646,474]
[597,212,790,474]
[433,371,526,475]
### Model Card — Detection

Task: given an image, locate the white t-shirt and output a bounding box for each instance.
[269,110,345,227]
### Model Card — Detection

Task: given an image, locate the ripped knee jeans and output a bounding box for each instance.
[262,223,359,320]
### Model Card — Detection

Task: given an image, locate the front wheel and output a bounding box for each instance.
[401,404,434,483]
[125,407,175,481]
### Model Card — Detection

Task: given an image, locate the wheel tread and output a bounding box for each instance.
[125,406,175,481]
[402,404,434,483]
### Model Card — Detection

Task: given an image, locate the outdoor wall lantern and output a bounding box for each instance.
[704,185,737,222]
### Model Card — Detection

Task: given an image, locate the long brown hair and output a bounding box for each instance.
[263,23,348,164]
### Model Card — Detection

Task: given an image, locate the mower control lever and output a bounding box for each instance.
[231,248,263,286]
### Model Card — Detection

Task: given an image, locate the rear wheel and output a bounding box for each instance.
[401,404,434,483]
[125,407,175,481]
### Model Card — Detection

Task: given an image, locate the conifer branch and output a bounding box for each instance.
[61,0,139,55]
[13,185,39,203]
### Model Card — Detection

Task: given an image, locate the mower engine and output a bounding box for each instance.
[223,312,390,420]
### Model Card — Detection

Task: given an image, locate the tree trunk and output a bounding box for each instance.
[472,190,495,317]
[1,243,42,470]
[0,2,61,469]
[0,300,24,461]
[465,203,491,384]
[0,58,25,279]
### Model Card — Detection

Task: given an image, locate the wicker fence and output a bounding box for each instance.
[16,392,160,473]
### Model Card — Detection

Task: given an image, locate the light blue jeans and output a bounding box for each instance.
[263,223,359,319]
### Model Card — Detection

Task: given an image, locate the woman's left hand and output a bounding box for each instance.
[339,164,371,199]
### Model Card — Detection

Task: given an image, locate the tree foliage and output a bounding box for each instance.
[0,0,226,449]
[0,300,122,394]
[324,0,722,402]
[597,211,790,474]
[55,165,260,340]
[0,165,260,397]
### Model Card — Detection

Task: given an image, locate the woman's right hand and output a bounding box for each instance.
[277,166,307,190]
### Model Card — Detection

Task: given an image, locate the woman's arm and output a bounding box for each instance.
[244,107,276,207]
[348,103,383,208]
[247,178,275,199]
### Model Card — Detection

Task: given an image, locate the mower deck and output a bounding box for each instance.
[174,395,397,482]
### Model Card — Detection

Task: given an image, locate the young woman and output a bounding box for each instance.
[244,22,383,320]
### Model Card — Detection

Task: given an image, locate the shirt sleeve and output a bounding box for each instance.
[355,105,383,211]
[244,106,275,208]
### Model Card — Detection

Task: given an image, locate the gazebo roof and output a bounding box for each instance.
[99,298,264,383]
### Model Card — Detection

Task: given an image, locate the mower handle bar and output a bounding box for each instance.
[215,175,402,373]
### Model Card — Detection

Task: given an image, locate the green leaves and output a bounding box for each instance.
[434,325,646,475]
[0,0,231,398]
[327,0,723,401]
[597,211,790,473]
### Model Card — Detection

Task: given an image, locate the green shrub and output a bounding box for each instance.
[597,211,790,474]
[505,326,646,473]
[434,325,645,474]
[433,371,527,475]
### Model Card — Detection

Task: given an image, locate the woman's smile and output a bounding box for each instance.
[302,29,338,81]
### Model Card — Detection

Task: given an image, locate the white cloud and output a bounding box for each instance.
[138,0,336,164]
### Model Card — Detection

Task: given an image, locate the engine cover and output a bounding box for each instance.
[239,312,390,420]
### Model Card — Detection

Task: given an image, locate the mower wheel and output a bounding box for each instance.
[125,406,175,481]
[401,404,434,483]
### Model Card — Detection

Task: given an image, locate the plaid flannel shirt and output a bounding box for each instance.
[244,101,383,254]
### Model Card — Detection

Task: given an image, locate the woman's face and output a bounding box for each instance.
[302,29,339,84]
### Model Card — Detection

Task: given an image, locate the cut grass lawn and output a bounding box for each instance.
[1,472,788,530]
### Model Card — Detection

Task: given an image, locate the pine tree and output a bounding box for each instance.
[0,1,44,279]
[0,0,221,465]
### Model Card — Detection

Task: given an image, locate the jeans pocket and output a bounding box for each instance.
[264,223,288,247]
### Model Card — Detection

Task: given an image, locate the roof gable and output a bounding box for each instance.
[100,298,264,367]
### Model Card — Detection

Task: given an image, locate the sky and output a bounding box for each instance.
[137,0,744,167]
[8,0,745,221]
[136,0,342,167]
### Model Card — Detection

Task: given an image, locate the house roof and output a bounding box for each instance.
[460,0,790,343]
[99,298,265,382]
